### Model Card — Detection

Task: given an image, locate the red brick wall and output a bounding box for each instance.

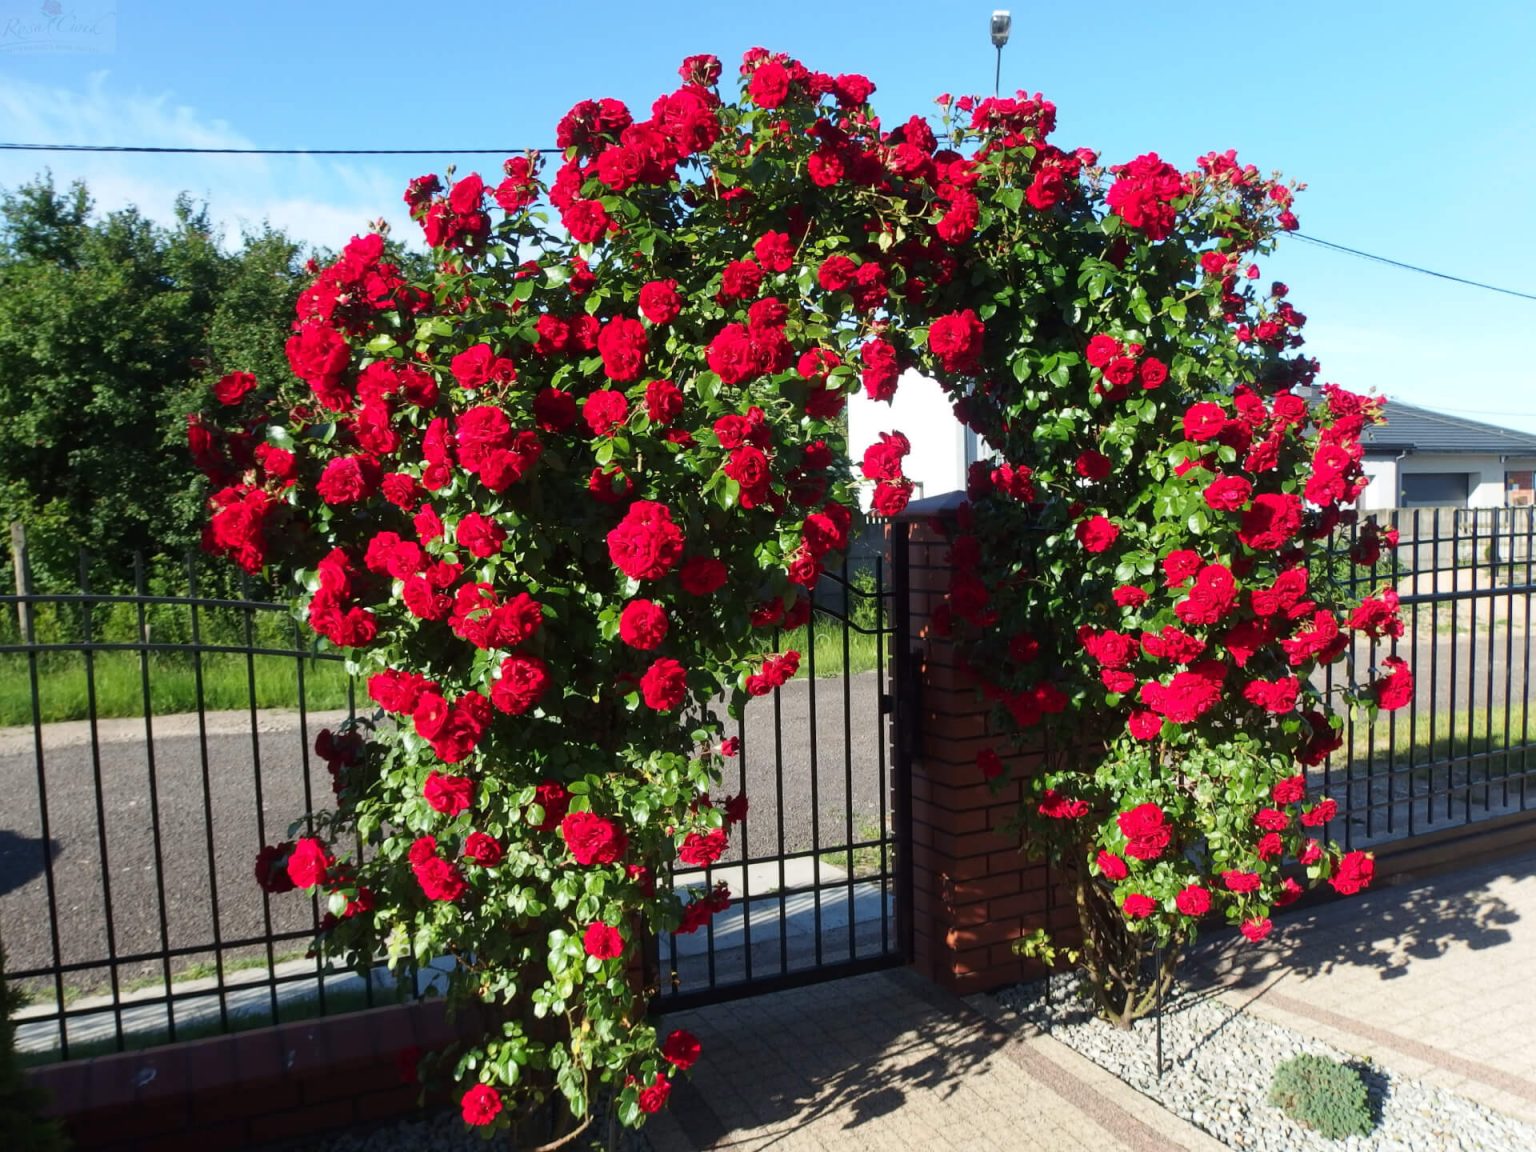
[900,514,1075,996]
[26,998,481,1152]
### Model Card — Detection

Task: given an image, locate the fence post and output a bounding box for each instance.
[9,521,32,640]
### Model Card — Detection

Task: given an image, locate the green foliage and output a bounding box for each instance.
[0,944,70,1152]
[1268,1053,1374,1140]
[0,174,306,592]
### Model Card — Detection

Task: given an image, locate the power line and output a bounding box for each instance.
[1293,233,1536,303]
[0,143,560,156]
[3,138,1534,302]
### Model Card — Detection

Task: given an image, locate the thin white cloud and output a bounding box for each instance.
[0,72,415,251]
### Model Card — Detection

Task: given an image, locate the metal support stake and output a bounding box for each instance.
[1154,942,1164,1081]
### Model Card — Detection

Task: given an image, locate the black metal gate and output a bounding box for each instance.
[655,548,910,1009]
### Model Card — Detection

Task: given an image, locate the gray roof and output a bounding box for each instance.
[1361,400,1536,456]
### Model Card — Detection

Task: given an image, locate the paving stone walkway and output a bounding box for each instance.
[1191,845,1536,1128]
[645,846,1536,1150]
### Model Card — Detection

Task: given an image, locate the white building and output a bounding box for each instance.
[847,370,979,507]
[1358,401,1536,510]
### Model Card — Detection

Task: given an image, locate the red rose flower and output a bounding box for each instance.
[977,748,1004,780]
[1075,515,1119,553]
[637,1073,672,1114]
[678,828,728,866]
[561,811,629,865]
[461,1084,502,1126]
[1122,893,1156,919]
[679,556,728,595]
[1240,917,1273,942]
[214,371,258,405]
[1373,656,1413,711]
[1175,885,1212,916]
[1128,710,1163,740]
[645,378,683,425]
[607,500,685,580]
[582,922,624,960]
[1330,850,1374,895]
[317,456,378,505]
[463,832,503,867]
[1203,475,1253,512]
[1272,774,1306,804]
[662,1029,701,1069]
[639,657,688,711]
[1096,850,1129,880]
[286,837,332,889]
[927,309,985,374]
[1182,402,1227,443]
[1222,870,1261,893]
[619,599,669,650]
[424,771,474,817]
[754,230,795,273]
[583,389,630,437]
[597,316,648,382]
[454,511,506,559]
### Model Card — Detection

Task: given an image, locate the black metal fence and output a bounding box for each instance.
[1318,506,1536,851]
[2,543,905,1060]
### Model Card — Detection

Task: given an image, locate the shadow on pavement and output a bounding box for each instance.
[0,827,59,897]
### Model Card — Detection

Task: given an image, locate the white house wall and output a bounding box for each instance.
[1359,454,1536,509]
[847,369,967,509]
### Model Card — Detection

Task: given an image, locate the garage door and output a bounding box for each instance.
[1399,472,1469,507]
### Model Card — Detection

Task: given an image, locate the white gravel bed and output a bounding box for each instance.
[991,973,1536,1152]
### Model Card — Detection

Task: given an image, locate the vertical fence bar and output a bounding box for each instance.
[78,553,126,1049]
[890,521,915,963]
[17,527,70,1056]
[804,613,824,970]
[839,560,858,959]
[240,571,282,1023]
[185,557,229,1033]
[290,611,326,1016]
[133,552,178,1041]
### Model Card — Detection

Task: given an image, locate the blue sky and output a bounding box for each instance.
[2,1,1533,429]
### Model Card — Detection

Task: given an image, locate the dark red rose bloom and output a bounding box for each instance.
[286,837,333,888]
[747,58,791,108]
[561,811,629,865]
[644,378,683,426]
[1222,870,1261,893]
[463,832,503,867]
[662,1029,701,1069]
[1085,334,1120,367]
[639,279,683,325]
[637,1073,672,1115]
[582,922,624,959]
[818,255,857,291]
[1161,549,1203,588]
[1139,357,1168,389]
[1272,774,1306,804]
[860,337,901,401]
[977,748,1003,780]
[533,387,578,432]
[618,599,669,650]
[1241,917,1273,942]
[1239,492,1304,550]
[1373,656,1413,711]
[598,316,648,382]
[1176,885,1212,916]
[1117,802,1171,861]
[1122,893,1156,918]
[214,371,258,405]
[719,258,764,301]
[607,500,685,580]
[491,653,550,715]
[754,230,795,273]
[317,455,378,505]
[583,389,630,437]
[1113,585,1149,608]
[1038,789,1089,819]
[254,842,296,894]
[1175,564,1238,626]
[707,322,764,385]
[1139,660,1227,724]
[860,431,910,482]
[677,828,728,866]
[1097,850,1128,880]
[424,771,474,816]
[871,480,913,517]
[1128,710,1162,740]
[1075,515,1119,553]
[1106,152,1185,240]
[1182,402,1228,443]
[927,309,985,373]
[1330,850,1375,895]
[460,1085,502,1127]
[679,556,728,595]
[639,657,688,711]
[1203,474,1253,512]
[454,511,506,559]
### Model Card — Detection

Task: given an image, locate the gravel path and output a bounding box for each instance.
[990,972,1536,1152]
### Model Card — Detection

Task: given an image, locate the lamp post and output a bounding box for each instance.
[991,10,1012,97]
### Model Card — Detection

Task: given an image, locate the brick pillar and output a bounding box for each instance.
[894,497,1074,996]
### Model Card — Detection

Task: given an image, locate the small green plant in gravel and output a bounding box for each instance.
[1268,1053,1374,1140]
[1,944,70,1150]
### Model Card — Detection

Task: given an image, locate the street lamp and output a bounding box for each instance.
[991,10,1012,97]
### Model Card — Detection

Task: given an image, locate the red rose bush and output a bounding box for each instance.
[194,51,918,1134]
[900,96,1408,1025]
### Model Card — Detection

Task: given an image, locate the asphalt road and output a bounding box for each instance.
[0,672,891,1001]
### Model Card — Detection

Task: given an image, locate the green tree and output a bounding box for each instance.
[0,174,306,593]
